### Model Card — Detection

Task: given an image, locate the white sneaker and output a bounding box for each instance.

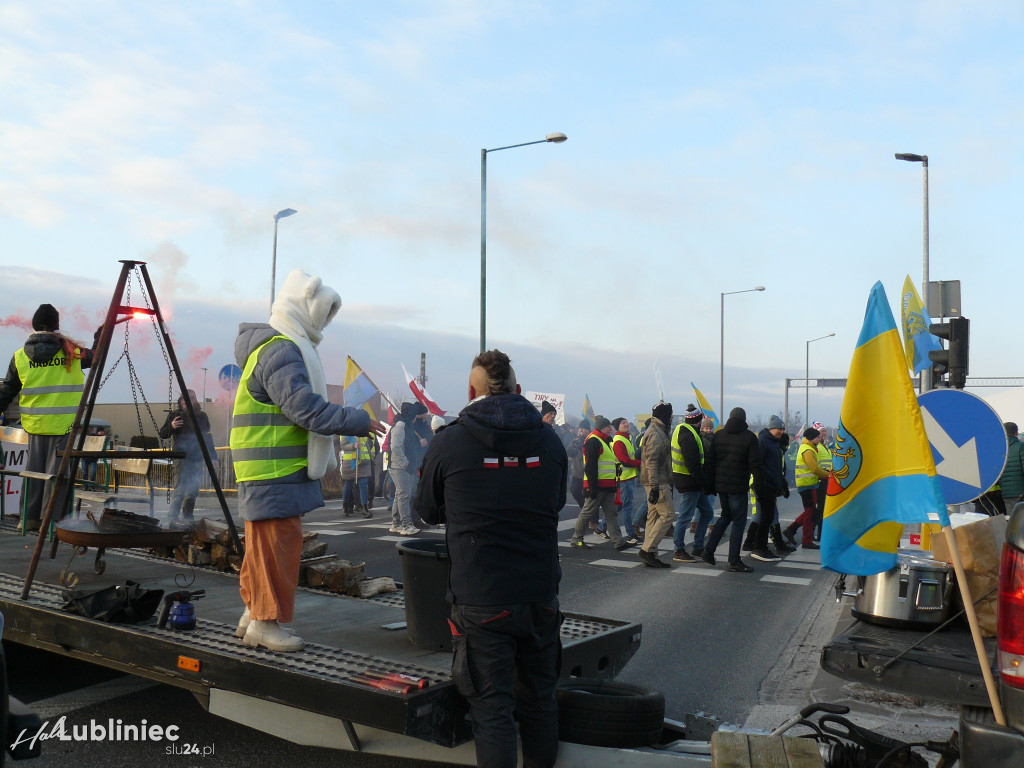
[242,620,304,652]
[399,525,419,536]
[235,607,295,638]
[388,525,402,534]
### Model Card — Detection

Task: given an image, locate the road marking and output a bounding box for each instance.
[362,523,394,529]
[778,561,821,571]
[557,519,577,531]
[305,520,349,526]
[312,530,353,536]
[590,559,641,569]
[376,535,414,542]
[670,566,724,577]
[29,676,160,719]
[784,553,821,564]
[760,575,813,586]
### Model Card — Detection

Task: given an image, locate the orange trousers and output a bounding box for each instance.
[239,517,303,622]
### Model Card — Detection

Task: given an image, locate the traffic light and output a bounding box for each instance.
[929,317,970,389]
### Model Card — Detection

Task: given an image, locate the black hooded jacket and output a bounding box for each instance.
[755,428,786,495]
[709,414,763,494]
[415,393,567,605]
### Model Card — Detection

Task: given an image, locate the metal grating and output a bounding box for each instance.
[0,572,446,684]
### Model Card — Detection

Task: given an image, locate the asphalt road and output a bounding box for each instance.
[3,491,852,766]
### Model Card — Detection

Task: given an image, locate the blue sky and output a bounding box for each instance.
[2,1,1023,426]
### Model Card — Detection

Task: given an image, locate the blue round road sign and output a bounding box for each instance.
[918,389,1008,505]
[218,364,242,392]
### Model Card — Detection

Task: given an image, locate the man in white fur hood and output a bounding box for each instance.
[230,269,385,652]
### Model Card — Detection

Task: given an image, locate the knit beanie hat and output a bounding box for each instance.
[32,304,60,332]
[729,407,746,421]
[541,400,556,416]
[767,415,785,430]
[594,415,612,431]
[684,404,703,423]
[578,419,591,432]
[612,417,627,431]
[652,402,673,424]
[803,427,820,440]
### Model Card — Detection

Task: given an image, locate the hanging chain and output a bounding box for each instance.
[136,269,175,503]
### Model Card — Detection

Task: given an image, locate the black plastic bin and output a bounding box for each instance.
[396,539,452,651]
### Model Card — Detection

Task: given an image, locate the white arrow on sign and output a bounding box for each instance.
[920,407,981,488]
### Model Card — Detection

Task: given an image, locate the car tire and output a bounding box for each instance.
[556,678,665,748]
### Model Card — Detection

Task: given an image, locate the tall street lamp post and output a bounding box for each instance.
[895,152,929,392]
[270,208,298,314]
[720,286,765,422]
[201,367,208,410]
[480,133,567,353]
[805,333,835,427]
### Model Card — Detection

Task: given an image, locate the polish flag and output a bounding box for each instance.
[402,364,446,416]
[381,404,396,452]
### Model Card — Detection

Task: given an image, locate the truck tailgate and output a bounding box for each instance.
[820,617,995,707]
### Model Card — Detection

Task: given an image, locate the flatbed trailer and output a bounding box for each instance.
[0,523,720,765]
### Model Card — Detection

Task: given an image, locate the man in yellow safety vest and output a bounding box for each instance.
[783,427,829,549]
[230,269,385,652]
[0,304,93,533]
[570,416,632,551]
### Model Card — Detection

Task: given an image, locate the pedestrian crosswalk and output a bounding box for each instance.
[559,530,823,588]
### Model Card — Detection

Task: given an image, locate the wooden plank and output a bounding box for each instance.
[746,734,789,768]
[712,731,751,768]
[712,732,825,768]
[783,736,825,768]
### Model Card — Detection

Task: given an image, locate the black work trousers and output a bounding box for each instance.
[449,600,562,768]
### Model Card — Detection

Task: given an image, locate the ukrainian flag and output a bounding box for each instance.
[821,282,949,576]
[690,382,719,431]
[344,356,379,417]
[581,394,596,425]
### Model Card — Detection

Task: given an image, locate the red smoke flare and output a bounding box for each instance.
[0,314,32,331]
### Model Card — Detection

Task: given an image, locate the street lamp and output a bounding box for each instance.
[895,152,929,392]
[201,367,208,410]
[720,286,766,421]
[270,208,298,313]
[480,133,567,353]
[805,333,835,427]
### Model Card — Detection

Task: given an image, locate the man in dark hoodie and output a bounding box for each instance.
[749,415,788,562]
[416,349,567,768]
[699,406,762,573]
[0,304,93,532]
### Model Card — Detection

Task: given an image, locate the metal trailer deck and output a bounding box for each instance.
[0,523,645,757]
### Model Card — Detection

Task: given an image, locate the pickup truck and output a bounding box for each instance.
[821,504,1024,767]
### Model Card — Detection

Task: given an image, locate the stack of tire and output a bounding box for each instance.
[557,679,665,748]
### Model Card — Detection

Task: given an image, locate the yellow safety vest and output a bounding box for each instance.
[816,443,832,473]
[612,434,638,481]
[583,433,617,489]
[670,423,704,476]
[230,336,308,482]
[14,346,84,435]
[341,437,372,465]
[795,440,820,488]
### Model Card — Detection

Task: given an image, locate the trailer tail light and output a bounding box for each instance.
[998,543,1024,688]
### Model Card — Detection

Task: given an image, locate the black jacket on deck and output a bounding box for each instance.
[415,393,568,606]
[710,415,763,494]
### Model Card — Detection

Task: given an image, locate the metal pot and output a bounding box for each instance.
[847,551,955,628]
